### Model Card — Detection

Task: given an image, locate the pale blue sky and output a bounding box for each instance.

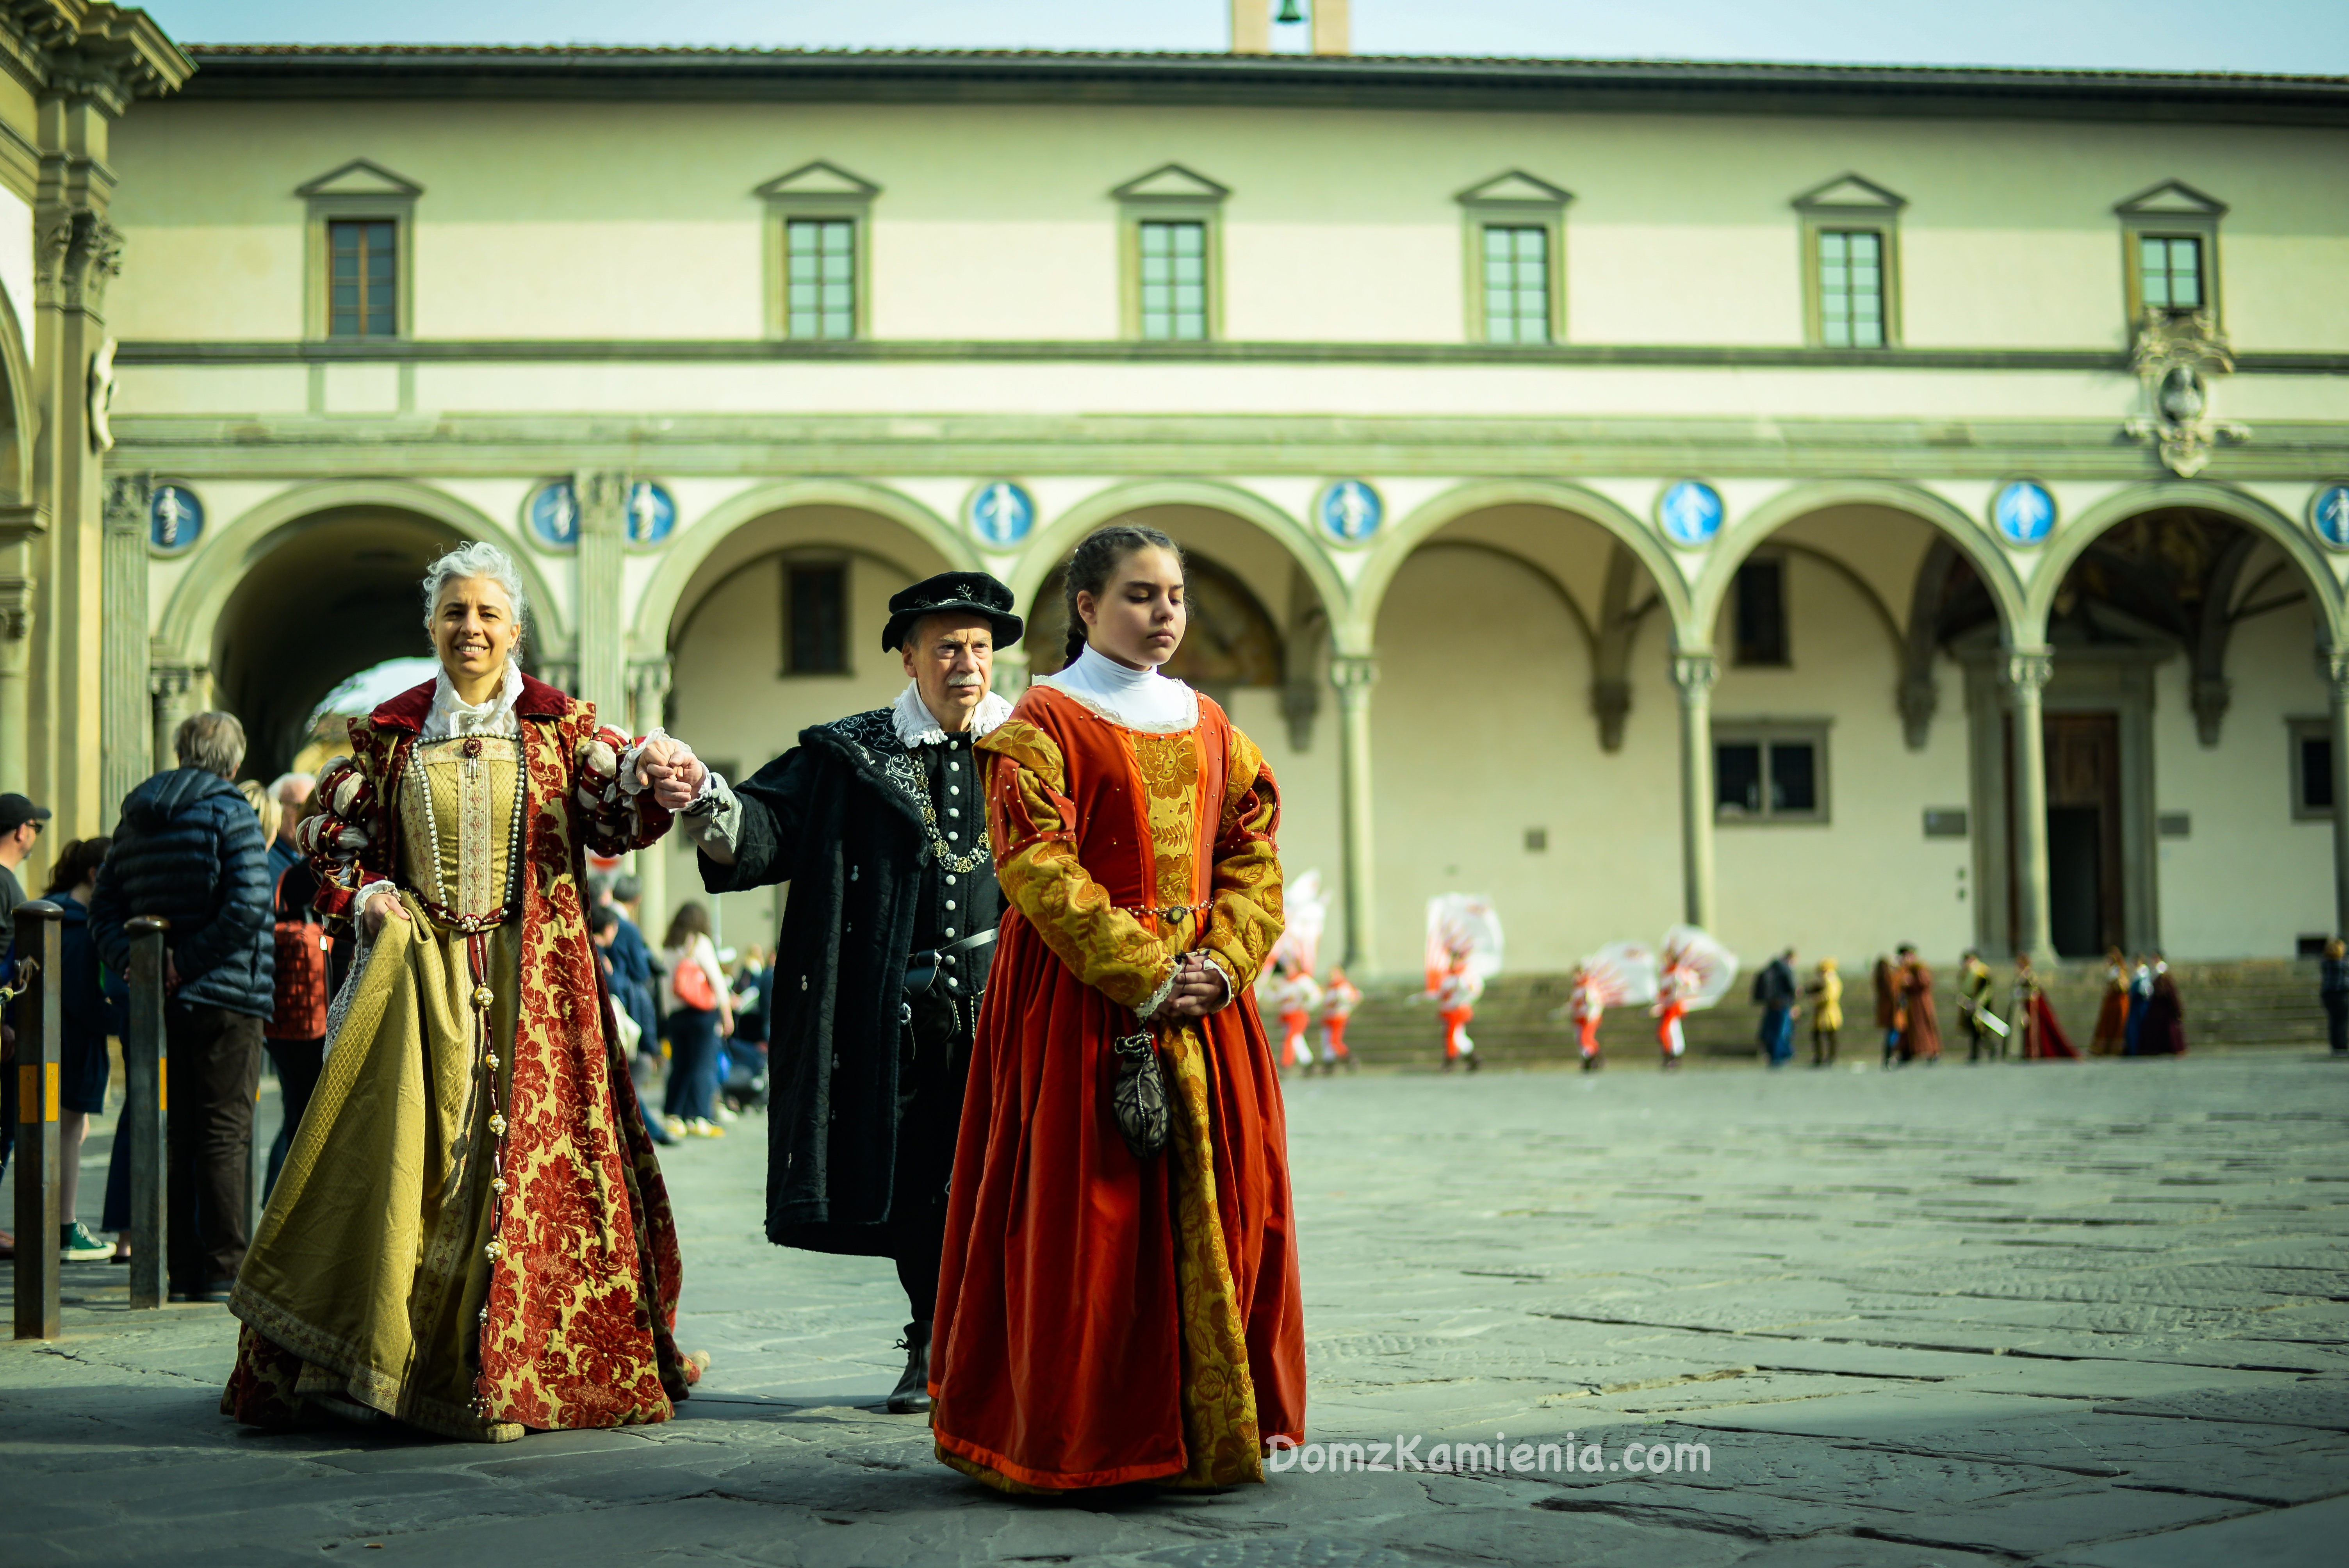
[144,1,2349,76]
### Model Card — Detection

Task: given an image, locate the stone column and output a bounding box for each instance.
[149,662,198,775]
[0,571,29,796]
[2327,648,2349,940]
[100,473,150,823]
[1670,649,1719,930]
[574,471,628,723]
[1330,654,1377,972]
[629,657,673,939]
[2004,644,2057,961]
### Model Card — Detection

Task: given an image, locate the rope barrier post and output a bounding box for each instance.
[124,916,169,1311]
[11,900,63,1340]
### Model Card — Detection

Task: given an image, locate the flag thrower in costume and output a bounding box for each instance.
[1317,967,1360,1071]
[1424,894,1502,1071]
[1259,962,1322,1073]
[1263,870,1330,1073]
[1653,925,1738,1066]
[1563,942,1658,1067]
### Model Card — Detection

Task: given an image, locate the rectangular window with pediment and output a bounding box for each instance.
[1138,220,1208,341]
[327,219,398,338]
[1481,225,1551,344]
[2138,235,2204,313]
[786,218,857,340]
[1817,230,1886,348]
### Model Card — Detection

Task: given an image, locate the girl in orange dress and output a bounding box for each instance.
[930,524,1305,1493]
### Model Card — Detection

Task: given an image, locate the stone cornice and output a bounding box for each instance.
[168,45,2349,128]
[105,336,2349,375]
[1,2,192,110]
[102,411,2349,483]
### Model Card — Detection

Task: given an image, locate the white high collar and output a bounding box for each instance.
[423,661,524,741]
[1038,643,1198,732]
[890,681,1012,748]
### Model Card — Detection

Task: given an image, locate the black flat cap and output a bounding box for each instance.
[881,570,1024,652]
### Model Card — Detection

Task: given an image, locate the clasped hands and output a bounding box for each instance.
[636,737,708,812]
[1142,951,1230,1028]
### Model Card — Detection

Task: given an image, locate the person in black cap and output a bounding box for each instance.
[0,792,52,958]
[644,570,1020,1414]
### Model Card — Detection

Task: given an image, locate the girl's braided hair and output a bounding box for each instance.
[1060,523,1183,670]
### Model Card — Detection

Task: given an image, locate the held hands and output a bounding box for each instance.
[636,737,709,811]
[1144,952,1229,1028]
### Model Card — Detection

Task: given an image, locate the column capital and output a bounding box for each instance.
[2322,645,2349,700]
[146,662,199,698]
[1329,653,1378,691]
[0,576,30,641]
[577,471,629,537]
[1670,650,1719,697]
[103,471,148,534]
[34,207,122,312]
[2001,645,2055,695]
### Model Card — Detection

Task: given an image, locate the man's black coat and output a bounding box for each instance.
[702,709,959,1255]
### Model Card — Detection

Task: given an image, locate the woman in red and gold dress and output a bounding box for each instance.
[224,543,701,1441]
[930,523,1305,1492]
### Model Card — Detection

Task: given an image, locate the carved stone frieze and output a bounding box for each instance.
[34,207,123,311]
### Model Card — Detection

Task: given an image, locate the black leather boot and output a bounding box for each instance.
[887,1320,932,1414]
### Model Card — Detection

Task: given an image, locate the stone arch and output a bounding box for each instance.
[156,478,561,669]
[2025,480,2344,646]
[1007,479,1346,654]
[629,479,974,656]
[1362,480,1691,649]
[0,282,34,508]
[1690,479,2027,645]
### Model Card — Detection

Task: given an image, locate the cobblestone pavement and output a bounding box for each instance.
[5,1052,2346,1567]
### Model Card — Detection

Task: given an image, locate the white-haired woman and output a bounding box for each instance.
[225,540,705,1441]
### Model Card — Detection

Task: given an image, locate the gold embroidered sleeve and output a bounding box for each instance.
[1200,725,1284,989]
[980,725,1177,1014]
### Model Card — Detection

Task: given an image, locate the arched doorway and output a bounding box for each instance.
[210,506,493,779]
[658,503,957,946]
[1370,504,1679,974]
[1992,505,2330,959]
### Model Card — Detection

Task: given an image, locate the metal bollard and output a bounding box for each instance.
[124,917,169,1311]
[11,900,62,1340]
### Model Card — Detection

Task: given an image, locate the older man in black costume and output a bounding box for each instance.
[653,571,1016,1412]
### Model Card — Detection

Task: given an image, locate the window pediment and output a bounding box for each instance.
[295,159,423,201]
[754,160,881,201]
[1456,169,1572,209]
[1792,173,1906,213]
[1111,164,1230,206]
[2114,178,2227,218]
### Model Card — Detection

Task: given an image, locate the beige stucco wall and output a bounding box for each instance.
[106,99,2349,352]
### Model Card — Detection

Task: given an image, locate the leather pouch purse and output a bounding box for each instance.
[1108,1021,1170,1159]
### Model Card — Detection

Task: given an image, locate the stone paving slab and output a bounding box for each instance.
[3,1054,2345,1565]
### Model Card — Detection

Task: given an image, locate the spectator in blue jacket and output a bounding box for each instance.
[89,711,274,1303]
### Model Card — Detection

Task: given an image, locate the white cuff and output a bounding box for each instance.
[617,728,690,798]
[1137,964,1180,1025]
[680,771,742,855]
[1201,953,1235,1010]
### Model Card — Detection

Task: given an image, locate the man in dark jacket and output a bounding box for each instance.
[89,710,273,1302]
[1753,948,1798,1067]
[655,571,1020,1415]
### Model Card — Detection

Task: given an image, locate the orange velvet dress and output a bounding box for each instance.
[929,681,1306,1491]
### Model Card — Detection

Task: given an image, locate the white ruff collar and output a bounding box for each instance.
[423,661,524,741]
[1037,643,1199,732]
[891,681,1012,748]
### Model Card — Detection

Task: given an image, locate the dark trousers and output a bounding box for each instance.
[165,1004,264,1290]
[263,1037,325,1196]
[663,1007,720,1123]
[2326,992,2348,1055]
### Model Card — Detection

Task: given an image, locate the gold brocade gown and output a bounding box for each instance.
[233,735,533,1441]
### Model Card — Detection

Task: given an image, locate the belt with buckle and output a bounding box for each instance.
[902,925,998,1005]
